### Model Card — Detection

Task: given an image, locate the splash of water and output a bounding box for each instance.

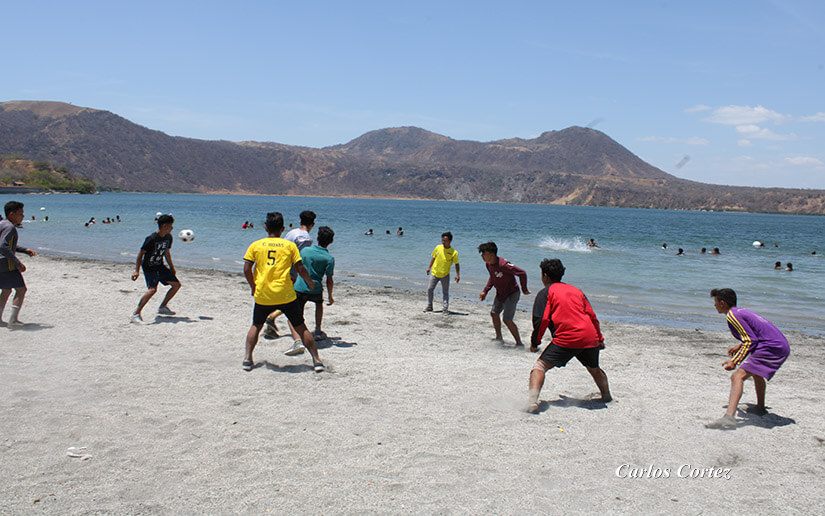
[538,235,592,253]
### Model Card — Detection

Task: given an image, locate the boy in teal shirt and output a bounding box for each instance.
[287,226,335,350]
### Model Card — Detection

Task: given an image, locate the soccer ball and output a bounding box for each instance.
[178,229,195,243]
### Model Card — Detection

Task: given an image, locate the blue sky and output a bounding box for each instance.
[3,1,824,188]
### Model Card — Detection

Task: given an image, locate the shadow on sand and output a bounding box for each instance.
[2,322,53,332]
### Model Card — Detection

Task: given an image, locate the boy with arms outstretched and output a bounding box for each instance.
[243,212,325,372]
[705,288,790,429]
[478,241,529,346]
[1,201,37,326]
[130,214,181,322]
[527,259,611,413]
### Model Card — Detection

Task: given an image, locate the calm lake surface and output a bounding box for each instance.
[4,192,823,335]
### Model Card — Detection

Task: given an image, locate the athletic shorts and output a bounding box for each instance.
[143,267,179,289]
[253,299,304,327]
[539,343,601,368]
[0,270,25,289]
[491,290,520,320]
[296,291,323,309]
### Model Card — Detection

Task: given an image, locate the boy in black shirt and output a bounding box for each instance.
[130,214,181,323]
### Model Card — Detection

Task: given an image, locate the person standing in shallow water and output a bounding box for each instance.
[705,288,790,430]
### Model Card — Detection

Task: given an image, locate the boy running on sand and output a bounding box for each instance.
[243,212,324,372]
[526,259,611,413]
[478,241,530,346]
[130,214,181,322]
[425,232,460,313]
[286,225,336,349]
[0,201,38,326]
[705,288,790,429]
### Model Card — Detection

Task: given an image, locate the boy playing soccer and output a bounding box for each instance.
[478,241,530,346]
[243,212,325,372]
[1,201,38,326]
[285,226,336,352]
[705,288,790,429]
[130,214,181,322]
[425,232,460,313]
[527,259,611,413]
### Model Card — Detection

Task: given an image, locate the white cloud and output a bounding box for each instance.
[737,139,753,147]
[799,112,825,122]
[785,156,824,166]
[684,104,711,113]
[735,124,798,141]
[638,136,709,145]
[704,105,789,125]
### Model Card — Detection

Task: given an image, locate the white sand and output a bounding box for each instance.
[1,255,824,514]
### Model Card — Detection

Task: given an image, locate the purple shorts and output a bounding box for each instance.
[740,342,790,381]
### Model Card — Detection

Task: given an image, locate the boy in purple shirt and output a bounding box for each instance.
[706,288,790,429]
[478,241,530,347]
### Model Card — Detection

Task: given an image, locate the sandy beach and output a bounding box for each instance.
[1,254,824,514]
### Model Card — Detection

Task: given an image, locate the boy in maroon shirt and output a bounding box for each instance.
[478,241,530,347]
[527,258,611,413]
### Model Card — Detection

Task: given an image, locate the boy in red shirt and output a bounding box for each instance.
[527,258,612,413]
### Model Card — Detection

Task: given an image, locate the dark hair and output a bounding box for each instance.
[775,261,781,267]
[442,231,453,241]
[4,201,24,217]
[265,212,284,232]
[540,258,565,282]
[299,210,316,227]
[317,226,334,247]
[156,214,174,227]
[710,288,737,307]
[477,241,497,255]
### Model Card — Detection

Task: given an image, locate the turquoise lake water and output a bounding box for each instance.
[3,192,823,335]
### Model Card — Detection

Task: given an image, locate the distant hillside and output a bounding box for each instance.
[1,101,824,214]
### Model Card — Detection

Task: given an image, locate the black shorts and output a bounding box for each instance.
[0,270,25,289]
[143,267,179,289]
[539,343,601,368]
[296,291,323,310]
[253,299,305,328]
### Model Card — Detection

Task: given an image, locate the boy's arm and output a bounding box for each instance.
[454,263,460,283]
[0,225,25,269]
[725,311,753,368]
[243,261,256,296]
[479,272,494,301]
[582,294,604,346]
[530,290,549,351]
[131,250,146,281]
[426,256,436,275]
[293,261,315,292]
[326,276,334,305]
[502,260,530,294]
[164,249,176,274]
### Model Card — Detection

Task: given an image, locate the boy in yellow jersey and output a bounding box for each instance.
[425,232,460,313]
[242,212,325,372]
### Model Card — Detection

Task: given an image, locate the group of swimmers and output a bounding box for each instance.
[84,215,121,227]
[364,227,404,236]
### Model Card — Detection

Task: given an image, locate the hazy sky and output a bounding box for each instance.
[3,1,824,188]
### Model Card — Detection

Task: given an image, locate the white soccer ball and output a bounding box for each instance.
[178,229,195,243]
[752,241,763,247]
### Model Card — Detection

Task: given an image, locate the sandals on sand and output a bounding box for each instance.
[242,360,254,371]
[313,363,326,373]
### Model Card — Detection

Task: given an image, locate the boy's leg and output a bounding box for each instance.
[749,375,767,414]
[285,297,308,355]
[503,319,523,346]
[586,366,612,402]
[527,360,553,412]
[725,368,752,417]
[294,322,323,368]
[440,276,450,311]
[135,287,157,315]
[490,312,503,340]
[7,286,27,324]
[314,301,324,333]
[158,281,181,309]
[0,288,11,321]
[244,323,264,363]
[425,275,437,310]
